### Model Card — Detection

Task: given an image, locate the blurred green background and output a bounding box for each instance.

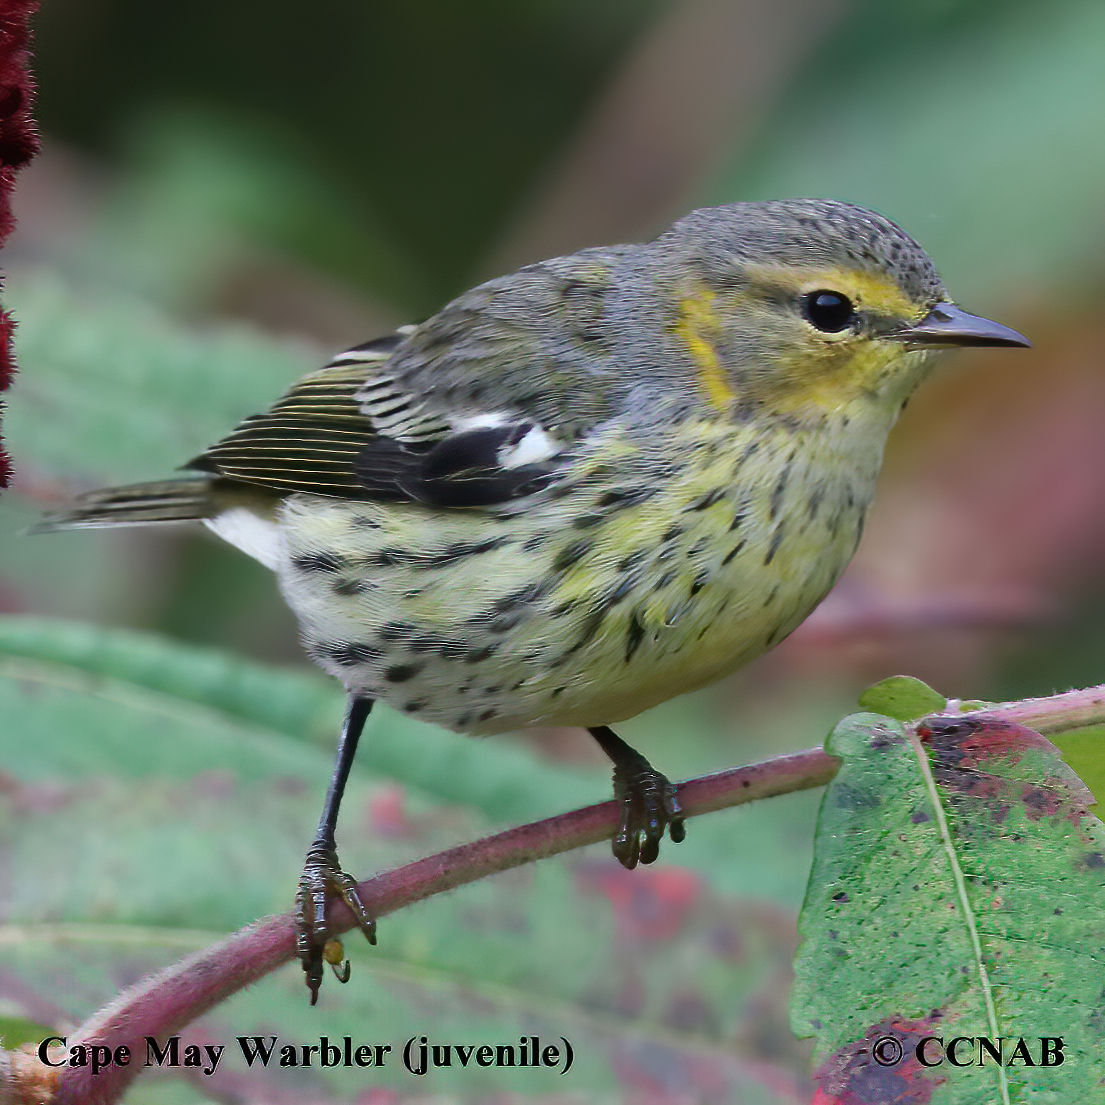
[2,1,1104,1102]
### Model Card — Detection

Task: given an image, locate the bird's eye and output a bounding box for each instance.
[802,290,855,333]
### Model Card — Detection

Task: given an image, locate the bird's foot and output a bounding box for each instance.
[295,839,376,1005]
[610,756,685,869]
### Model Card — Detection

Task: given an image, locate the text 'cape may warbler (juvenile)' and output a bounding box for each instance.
[36,200,1031,1001]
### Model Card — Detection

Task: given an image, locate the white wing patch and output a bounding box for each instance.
[451,414,561,467]
[497,424,559,468]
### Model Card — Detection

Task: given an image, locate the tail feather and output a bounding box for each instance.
[30,479,218,532]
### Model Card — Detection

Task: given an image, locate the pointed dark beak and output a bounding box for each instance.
[892,303,1032,348]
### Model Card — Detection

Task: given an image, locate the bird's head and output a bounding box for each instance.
[641,199,1030,422]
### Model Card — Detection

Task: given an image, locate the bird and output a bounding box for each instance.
[34,199,1031,1002]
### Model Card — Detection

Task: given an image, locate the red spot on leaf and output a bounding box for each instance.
[920,716,1093,826]
[353,1090,401,1105]
[813,1017,947,1105]
[1020,782,1064,820]
[609,1040,731,1100]
[706,921,745,962]
[662,988,717,1033]
[919,717,1050,773]
[191,770,235,799]
[611,975,646,1018]
[0,771,80,814]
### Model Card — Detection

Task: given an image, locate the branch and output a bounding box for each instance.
[26,682,1105,1104]
[962,682,1105,734]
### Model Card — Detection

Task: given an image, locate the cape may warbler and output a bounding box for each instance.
[37,199,1031,1001]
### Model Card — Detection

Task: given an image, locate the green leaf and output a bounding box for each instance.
[1052,723,1105,809]
[0,615,596,824]
[0,1015,57,1050]
[5,863,803,1102]
[857,675,946,721]
[792,712,1105,1102]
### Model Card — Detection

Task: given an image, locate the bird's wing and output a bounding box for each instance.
[188,331,428,500]
[189,248,629,507]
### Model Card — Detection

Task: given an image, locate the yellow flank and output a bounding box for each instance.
[674,289,736,411]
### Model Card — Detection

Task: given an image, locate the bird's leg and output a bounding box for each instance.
[296,694,377,1005]
[588,725,685,869]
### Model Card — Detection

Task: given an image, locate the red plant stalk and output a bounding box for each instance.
[0,0,39,487]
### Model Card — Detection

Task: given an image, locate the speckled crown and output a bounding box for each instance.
[661,199,946,305]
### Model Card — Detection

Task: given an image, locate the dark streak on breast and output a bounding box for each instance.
[561,576,636,659]
[721,540,746,566]
[769,455,794,522]
[386,663,422,683]
[293,552,346,573]
[763,524,786,566]
[686,487,727,512]
[311,641,381,665]
[368,537,507,569]
[625,609,646,662]
[332,578,367,596]
[553,538,595,571]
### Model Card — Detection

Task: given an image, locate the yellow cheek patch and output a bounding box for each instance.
[674,289,736,411]
[770,343,904,416]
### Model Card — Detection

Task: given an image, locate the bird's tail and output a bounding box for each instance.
[29,478,219,532]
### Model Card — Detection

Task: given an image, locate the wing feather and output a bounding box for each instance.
[188,361,384,496]
[186,332,560,505]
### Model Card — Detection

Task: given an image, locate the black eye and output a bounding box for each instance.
[802,290,855,333]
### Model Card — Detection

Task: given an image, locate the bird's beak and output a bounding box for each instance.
[892,303,1032,348]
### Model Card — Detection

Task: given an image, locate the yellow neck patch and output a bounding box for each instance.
[674,289,736,411]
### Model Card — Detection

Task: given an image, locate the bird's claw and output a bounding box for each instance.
[324,938,352,983]
[610,763,685,870]
[295,840,376,1005]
